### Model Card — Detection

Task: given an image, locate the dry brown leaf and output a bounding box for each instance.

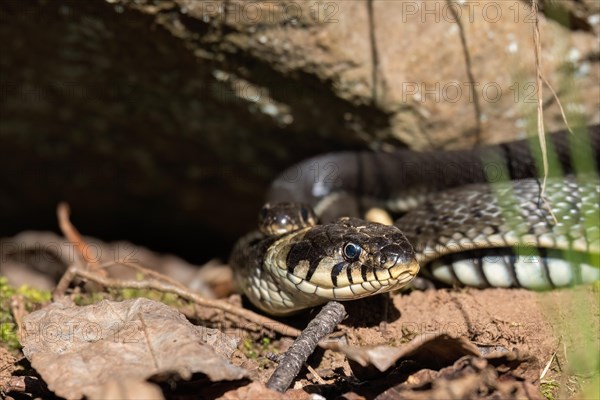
[330,333,538,400]
[90,379,164,400]
[216,381,311,400]
[0,347,19,391]
[21,298,247,399]
[331,333,481,372]
[375,355,543,400]
[216,381,283,400]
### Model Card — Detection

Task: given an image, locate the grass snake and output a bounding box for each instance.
[230,125,600,316]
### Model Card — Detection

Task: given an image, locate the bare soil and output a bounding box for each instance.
[234,286,599,399]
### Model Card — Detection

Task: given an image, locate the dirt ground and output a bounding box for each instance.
[232,286,599,399]
[1,232,598,399]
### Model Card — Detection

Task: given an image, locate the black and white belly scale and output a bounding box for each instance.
[397,177,599,289]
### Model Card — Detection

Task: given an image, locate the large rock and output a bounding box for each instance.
[1,0,598,261]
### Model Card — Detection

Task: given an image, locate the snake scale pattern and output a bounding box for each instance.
[230,126,600,316]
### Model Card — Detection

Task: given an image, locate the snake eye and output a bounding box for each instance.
[343,242,362,261]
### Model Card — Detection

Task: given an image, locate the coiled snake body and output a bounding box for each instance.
[230,126,600,316]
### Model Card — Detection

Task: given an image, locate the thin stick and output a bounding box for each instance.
[98,259,191,291]
[540,349,557,381]
[54,204,300,337]
[99,260,208,319]
[541,75,573,134]
[531,0,560,225]
[57,203,103,273]
[532,0,547,196]
[367,0,380,106]
[447,0,482,144]
[266,301,347,392]
[52,203,300,337]
[53,265,301,337]
[306,364,326,385]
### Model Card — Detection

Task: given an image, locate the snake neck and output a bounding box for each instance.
[232,228,326,316]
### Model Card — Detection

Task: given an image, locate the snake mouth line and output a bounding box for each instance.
[286,268,418,300]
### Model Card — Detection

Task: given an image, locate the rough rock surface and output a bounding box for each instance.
[1,0,598,261]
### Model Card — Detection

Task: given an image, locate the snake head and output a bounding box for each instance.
[267,217,420,309]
